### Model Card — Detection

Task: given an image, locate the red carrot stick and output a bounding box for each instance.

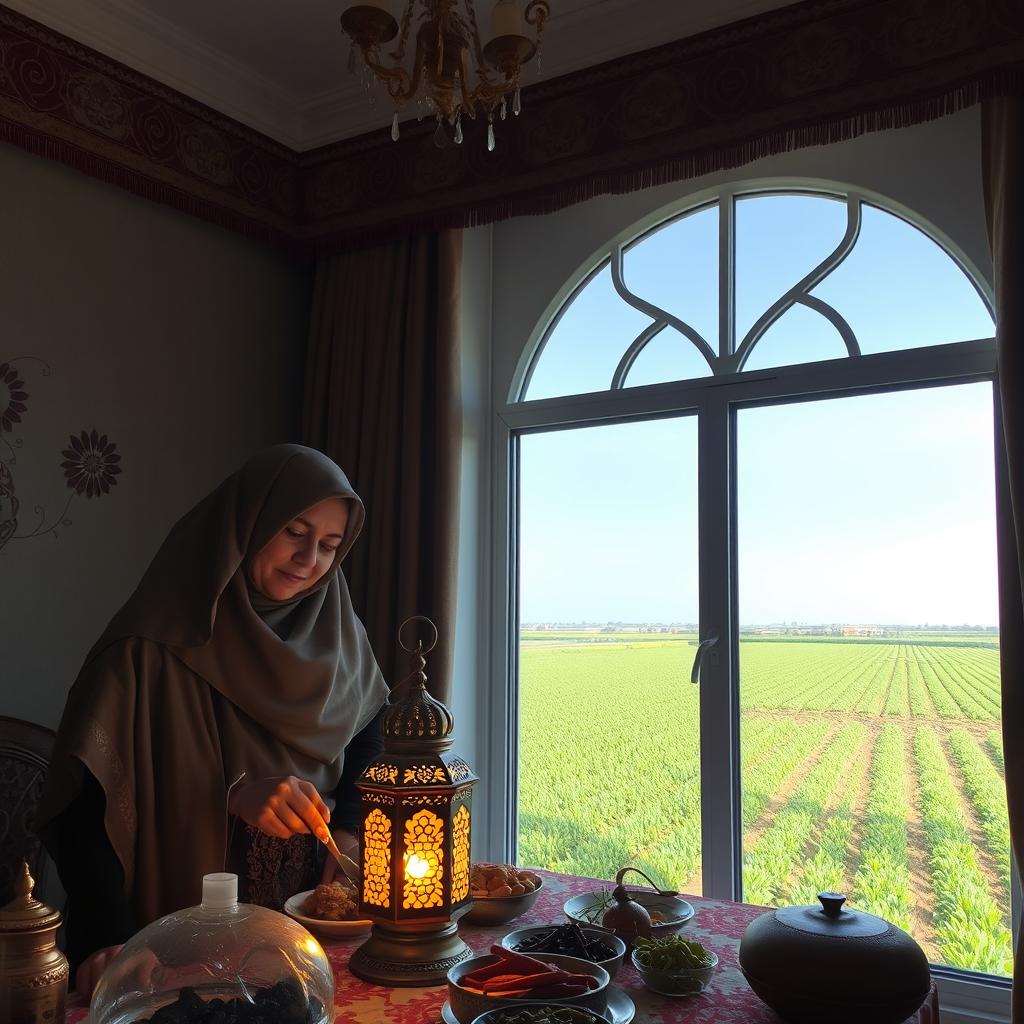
[482,971,574,992]
[462,958,516,984]
[475,974,530,987]
[488,945,554,973]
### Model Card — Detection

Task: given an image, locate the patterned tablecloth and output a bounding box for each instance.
[67,868,940,1023]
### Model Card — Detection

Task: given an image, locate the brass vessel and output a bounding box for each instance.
[0,861,69,1024]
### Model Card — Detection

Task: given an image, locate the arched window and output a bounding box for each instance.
[521,191,992,399]
[504,185,1007,986]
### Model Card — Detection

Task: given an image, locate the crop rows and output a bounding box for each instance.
[518,645,700,876]
[948,730,1012,890]
[913,727,1012,975]
[743,723,866,905]
[987,731,1004,772]
[518,637,1012,978]
[637,717,816,888]
[851,724,912,930]
[912,647,1000,721]
[785,747,861,906]
[882,651,911,716]
[740,720,831,827]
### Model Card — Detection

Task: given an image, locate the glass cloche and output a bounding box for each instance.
[91,873,334,1024]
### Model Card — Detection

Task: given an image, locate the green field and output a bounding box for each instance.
[518,634,1011,976]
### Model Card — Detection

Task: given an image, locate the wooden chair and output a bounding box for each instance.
[0,715,56,906]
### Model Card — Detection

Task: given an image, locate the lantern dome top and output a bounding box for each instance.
[382,674,455,747]
[382,617,455,751]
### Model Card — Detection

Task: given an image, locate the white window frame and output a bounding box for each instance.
[483,179,1009,1023]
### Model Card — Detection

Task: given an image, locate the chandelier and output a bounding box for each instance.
[340,0,550,150]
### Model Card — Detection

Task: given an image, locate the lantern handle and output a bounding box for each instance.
[399,615,439,655]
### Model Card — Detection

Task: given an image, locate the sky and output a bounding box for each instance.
[518,195,998,627]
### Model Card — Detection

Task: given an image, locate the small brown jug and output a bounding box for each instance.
[600,866,678,944]
[0,861,69,1024]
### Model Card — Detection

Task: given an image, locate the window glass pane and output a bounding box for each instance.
[623,325,713,388]
[523,263,651,401]
[812,204,994,353]
[518,418,701,891]
[742,303,849,372]
[622,204,719,355]
[737,384,1010,978]
[736,194,848,347]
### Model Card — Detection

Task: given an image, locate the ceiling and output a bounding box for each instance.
[4,0,801,151]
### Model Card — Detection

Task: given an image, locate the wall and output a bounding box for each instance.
[0,142,312,729]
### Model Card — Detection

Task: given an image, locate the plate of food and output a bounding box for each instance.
[284,881,372,937]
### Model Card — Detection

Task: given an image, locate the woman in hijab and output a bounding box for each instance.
[35,444,390,997]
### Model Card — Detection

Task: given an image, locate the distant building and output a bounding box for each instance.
[842,624,883,637]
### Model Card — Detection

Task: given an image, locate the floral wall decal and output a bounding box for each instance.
[0,460,17,549]
[61,430,122,498]
[0,356,124,551]
[0,362,28,433]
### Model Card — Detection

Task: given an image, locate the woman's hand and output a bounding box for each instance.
[75,944,123,998]
[320,828,360,885]
[228,776,331,839]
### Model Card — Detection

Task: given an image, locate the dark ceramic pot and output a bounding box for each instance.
[738,893,931,1024]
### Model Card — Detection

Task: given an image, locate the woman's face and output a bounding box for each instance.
[249,496,350,601]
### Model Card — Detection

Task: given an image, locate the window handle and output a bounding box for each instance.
[691,634,719,685]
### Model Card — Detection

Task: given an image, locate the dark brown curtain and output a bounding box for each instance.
[303,231,463,703]
[984,96,1024,1019]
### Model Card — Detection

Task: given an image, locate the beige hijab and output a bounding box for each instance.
[37,444,389,922]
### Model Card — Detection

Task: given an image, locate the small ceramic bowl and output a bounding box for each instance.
[469,1003,614,1024]
[563,890,694,943]
[630,946,718,997]
[462,878,544,926]
[500,926,626,981]
[447,951,610,1024]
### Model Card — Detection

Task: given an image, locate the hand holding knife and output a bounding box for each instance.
[315,825,362,889]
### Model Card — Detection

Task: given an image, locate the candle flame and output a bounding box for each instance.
[405,853,431,879]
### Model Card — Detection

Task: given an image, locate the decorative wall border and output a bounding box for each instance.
[0,4,300,249]
[0,0,1021,254]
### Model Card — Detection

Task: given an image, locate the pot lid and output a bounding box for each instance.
[775,892,888,938]
[0,861,61,933]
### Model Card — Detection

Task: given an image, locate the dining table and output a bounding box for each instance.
[66,868,941,1023]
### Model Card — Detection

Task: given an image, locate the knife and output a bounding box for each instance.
[316,827,362,890]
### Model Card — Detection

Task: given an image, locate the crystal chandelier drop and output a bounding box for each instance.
[340,0,550,151]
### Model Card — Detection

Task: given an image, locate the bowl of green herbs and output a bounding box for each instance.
[630,935,718,997]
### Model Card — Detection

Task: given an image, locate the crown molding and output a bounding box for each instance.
[0,0,1018,251]
[5,0,802,151]
[0,0,305,147]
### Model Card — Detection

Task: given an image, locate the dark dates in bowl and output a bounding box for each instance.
[500,924,626,981]
[128,981,325,1024]
[470,1005,613,1024]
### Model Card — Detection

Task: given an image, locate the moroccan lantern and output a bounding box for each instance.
[349,617,478,986]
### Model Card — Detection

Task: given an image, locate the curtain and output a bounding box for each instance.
[303,231,463,704]
[983,96,1024,1019]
